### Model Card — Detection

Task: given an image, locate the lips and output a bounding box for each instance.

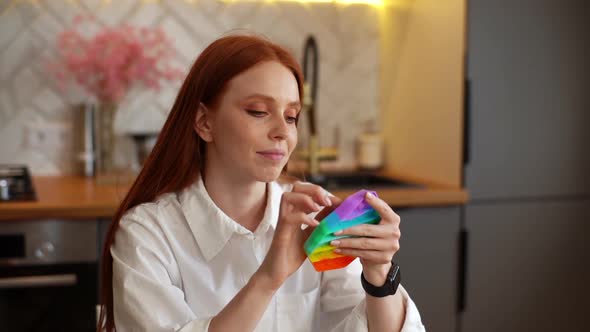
[257,149,286,161]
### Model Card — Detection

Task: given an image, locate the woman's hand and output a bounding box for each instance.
[331,191,401,286]
[256,182,341,291]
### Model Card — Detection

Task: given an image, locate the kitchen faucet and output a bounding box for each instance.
[300,36,339,181]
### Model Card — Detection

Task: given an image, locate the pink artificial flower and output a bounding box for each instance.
[46,14,184,103]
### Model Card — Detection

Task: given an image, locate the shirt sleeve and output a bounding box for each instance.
[111,211,212,332]
[319,259,426,332]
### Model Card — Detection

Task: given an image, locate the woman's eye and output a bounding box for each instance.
[286,116,298,124]
[246,110,267,117]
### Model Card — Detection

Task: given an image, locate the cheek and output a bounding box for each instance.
[287,128,298,150]
[229,122,262,151]
[215,119,250,151]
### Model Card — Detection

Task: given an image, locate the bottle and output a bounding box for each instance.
[356,120,384,171]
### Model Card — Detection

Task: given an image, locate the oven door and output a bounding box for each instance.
[0,220,99,332]
[0,262,98,332]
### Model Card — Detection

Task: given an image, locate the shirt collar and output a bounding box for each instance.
[179,175,285,262]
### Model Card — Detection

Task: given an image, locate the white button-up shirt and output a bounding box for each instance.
[111,176,426,332]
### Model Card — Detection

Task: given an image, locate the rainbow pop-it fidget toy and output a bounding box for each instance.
[304,189,381,272]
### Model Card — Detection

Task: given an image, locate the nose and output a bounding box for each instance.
[269,115,289,141]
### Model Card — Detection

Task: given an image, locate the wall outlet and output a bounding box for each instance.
[25,122,73,151]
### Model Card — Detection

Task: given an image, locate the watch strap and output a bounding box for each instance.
[361,261,401,298]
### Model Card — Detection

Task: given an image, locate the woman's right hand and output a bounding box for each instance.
[256,182,341,291]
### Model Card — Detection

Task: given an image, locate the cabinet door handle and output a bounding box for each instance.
[0,274,77,289]
[462,77,472,168]
[458,228,469,312]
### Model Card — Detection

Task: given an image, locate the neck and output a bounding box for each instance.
[202,160,268,232]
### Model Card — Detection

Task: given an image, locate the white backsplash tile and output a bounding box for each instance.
[0,9,26,49]
[31,88,67,120]
[29,11,62,42]
[0,89,13,122]
[98,0,139,26]
[127,2,164,27]
[0,0,380,175]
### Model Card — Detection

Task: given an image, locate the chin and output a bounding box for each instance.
[254,167,284,183]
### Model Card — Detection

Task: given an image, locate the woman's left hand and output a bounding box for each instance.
[330,191,401,286]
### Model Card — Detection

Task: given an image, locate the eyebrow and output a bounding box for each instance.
[243,93,301,109]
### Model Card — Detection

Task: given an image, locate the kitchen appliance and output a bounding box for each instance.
[128,132,158,169]
[0,220,98,332]
[0,165,36,202]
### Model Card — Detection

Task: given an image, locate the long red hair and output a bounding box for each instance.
[97,34,304,332]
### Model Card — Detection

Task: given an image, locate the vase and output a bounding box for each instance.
[93,102,137,185]
[95,101,117,176]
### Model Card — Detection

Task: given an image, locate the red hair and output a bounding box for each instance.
[97,34,304,332]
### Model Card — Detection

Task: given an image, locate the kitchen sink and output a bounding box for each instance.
[300,172,424,190]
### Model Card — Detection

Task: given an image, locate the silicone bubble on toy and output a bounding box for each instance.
[304,189,381,272]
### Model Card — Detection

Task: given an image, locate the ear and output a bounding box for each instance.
[194,103,214,142]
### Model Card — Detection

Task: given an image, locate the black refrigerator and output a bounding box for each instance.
[459,0,590,331]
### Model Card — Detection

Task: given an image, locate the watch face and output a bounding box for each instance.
[388,276,395,291]
[388,264,396,280]
[388,264,400,293]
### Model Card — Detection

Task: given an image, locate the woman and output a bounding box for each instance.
[98,34,426,332]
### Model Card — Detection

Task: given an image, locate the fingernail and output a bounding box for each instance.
[311,218,320,226]
[334,230,343,235]
[324,195,332,206]
[314,203,321,210]
[365,192,375,200]
[334,248,341,253]
[330,240,340,246]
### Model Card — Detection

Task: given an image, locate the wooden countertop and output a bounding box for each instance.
[0,176,129,221]
[0,175,468,221]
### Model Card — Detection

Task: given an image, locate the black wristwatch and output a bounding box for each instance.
[361,260,401,298]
